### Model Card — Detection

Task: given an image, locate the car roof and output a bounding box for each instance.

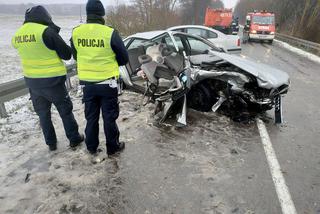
[167,25,225,36]
[126,30,167,40]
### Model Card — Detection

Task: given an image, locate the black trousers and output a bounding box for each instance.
[29,84,81,145]
[82,84,120,153]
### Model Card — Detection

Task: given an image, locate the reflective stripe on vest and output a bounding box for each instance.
[72,24,119,82]
[12,23,66,78]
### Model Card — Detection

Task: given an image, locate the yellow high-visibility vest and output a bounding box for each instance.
[72,24,119,82]
[12,23,66,78]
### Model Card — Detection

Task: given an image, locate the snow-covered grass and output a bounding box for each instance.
[0,15,80,84]
[274,39,320,64]
[0,82,81,145]
[3,95,30,113]
[0,15,81,120]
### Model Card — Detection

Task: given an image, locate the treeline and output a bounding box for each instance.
[234,0,320,43]
[106,0,224,36]
[0,4,86,16]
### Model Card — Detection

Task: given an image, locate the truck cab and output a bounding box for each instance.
[247,11,275,43]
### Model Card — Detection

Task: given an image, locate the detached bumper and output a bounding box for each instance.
[249,34,275,40]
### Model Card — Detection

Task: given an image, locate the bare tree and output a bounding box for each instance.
[180,0,224,25]
[106,0,225,36]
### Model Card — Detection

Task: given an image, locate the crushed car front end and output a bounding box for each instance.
[187,51,290,122]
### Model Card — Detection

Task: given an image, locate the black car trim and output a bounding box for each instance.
[227,48,242,52]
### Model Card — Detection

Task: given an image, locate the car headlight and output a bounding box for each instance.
[251,30,257,34]
[270,32,275,35]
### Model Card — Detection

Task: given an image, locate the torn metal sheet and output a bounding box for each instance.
[209,51,290,89]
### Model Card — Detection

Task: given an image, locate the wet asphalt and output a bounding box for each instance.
[0,42,319,214]
[242,42,320,214]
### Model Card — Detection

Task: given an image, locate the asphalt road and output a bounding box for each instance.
[0,42,319,214]
[242,41,320,214]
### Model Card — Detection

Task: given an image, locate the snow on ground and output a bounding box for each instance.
[3,95,30,113]
[0,98,38,144]
[0,14,80,84]
[0,89,259,213]
[274,40,320,64]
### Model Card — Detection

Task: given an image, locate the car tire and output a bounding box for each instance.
[187,84,214,112]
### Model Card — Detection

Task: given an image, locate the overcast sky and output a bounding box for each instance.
[0,0,238,8]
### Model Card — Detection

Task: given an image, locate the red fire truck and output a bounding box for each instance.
[204,8,233,34]
[245,11,275,43]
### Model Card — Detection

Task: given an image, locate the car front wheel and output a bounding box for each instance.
[187,84,215,112]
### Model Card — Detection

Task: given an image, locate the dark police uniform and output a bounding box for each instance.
[71,0,128,155]
[12,6,83,151]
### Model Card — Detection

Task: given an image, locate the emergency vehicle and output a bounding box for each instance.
[245,11,275,43]
[204,8,233,34]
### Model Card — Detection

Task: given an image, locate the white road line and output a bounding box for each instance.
[256,118,297,214]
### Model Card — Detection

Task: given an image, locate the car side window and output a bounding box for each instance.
[172,28,185,33]
[186,28,201,37]
[127,39,146,50]
[123,39,131,47]
[164,36,174,47]
[186,36,212,54]
[173,35,184,52]
[153,35,177,52]
[207,31,218,39]
[166,36,181,52]
[186,28,207,39]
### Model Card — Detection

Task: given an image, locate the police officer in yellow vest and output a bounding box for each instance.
[12,6,84,151]
[71,0,128,156]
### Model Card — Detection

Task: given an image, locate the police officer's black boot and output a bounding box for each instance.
[107,141,125,156]
[48,144,57,151]
[70,134,85,148]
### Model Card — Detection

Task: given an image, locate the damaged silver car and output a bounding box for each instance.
[120,31,290,126]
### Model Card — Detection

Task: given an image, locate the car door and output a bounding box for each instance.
[120,38,147,88]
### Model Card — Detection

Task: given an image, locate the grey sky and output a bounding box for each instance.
[223,0,238,8]
[0,0,239,8]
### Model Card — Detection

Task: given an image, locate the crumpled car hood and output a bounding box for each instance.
[209,51,290,89]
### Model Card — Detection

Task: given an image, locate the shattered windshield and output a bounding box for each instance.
[252,16,275,25]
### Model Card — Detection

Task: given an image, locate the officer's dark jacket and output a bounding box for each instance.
[70,15,129,85]
[22,6,72,89]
